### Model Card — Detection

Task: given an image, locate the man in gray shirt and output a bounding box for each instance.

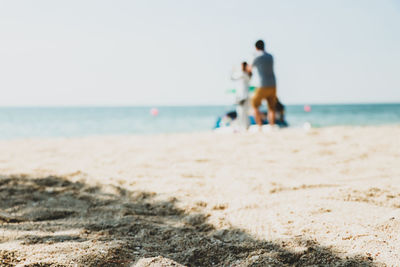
[248,40,277,127]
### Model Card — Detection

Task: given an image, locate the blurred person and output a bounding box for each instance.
[275,98,285,123]
[247,40,277,127]
[231,62,252,131]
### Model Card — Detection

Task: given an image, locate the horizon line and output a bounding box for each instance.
[1,101,400,108]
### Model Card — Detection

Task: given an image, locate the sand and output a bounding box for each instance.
[0,125,399,266]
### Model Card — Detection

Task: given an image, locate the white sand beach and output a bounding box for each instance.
[0,126,400,266]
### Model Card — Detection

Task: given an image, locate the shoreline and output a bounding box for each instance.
[0,123,400,141]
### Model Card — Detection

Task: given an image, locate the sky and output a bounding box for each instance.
[0,0,399,106]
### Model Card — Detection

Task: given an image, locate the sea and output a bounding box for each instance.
[0,103,399,139]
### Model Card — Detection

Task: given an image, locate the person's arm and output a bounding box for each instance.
[247,56,258,73]
[246,64,253,73]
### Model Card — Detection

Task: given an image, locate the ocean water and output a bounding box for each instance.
[0,104,399,139]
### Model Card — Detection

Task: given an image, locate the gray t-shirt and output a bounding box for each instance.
[252,51,276,87]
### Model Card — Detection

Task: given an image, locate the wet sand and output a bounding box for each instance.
[0,126,399,266]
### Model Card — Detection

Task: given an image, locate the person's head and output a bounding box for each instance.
[241,61,248,72]
[255,40,265,51]
[241,61,252,77]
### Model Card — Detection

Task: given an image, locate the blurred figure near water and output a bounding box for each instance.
[275,99,286,123]
[247,40,278,127]
[231,61,252,131]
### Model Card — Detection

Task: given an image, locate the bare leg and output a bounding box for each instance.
[254,108,263,126]
[268,109,275,125]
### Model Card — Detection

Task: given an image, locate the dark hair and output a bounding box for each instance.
[241,61,252,77]
[255,40,265,50]
[241,61,247,70]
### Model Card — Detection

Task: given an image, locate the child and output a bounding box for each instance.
[231,62,252,131]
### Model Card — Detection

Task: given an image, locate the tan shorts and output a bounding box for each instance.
[252,87,277,110]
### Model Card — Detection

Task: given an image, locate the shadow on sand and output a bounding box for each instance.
[0,175,375,266]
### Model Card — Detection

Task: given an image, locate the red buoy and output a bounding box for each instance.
[150,108,159,116]
[304,105,311,112]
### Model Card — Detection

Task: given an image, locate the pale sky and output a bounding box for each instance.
[1,0,399,106]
